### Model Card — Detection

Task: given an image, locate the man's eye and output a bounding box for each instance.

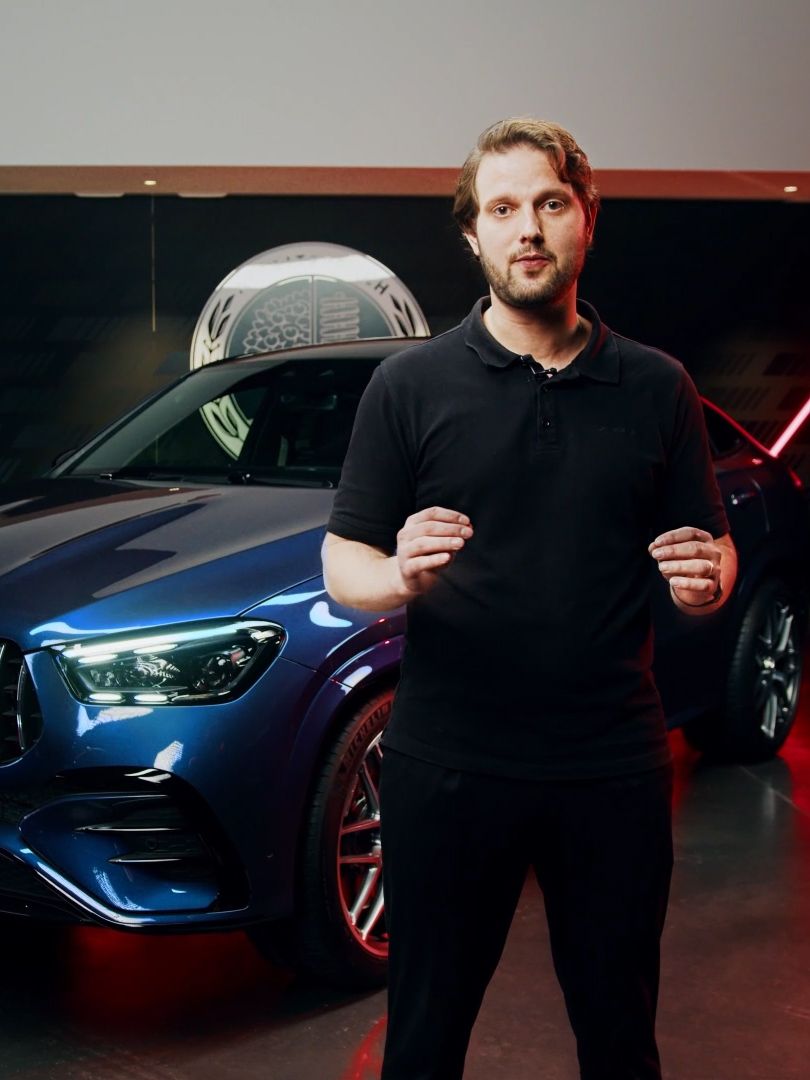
[492,205,511,216]
[544,199,565,212]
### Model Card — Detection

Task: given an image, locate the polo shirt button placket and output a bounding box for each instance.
[520,356,559,450]
[537,370,556,447]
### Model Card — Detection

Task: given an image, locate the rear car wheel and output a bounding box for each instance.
[683,577,803,759]
[251,687,391,989]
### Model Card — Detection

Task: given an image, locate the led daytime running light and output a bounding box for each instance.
[60,621,276,661]
[52,620,284,706]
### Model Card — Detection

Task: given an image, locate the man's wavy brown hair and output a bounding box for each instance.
[453,118,600,234]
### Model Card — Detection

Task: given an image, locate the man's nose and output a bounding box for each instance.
[517,205,543,241]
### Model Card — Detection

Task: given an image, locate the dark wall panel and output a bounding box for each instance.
[1,195,808,484]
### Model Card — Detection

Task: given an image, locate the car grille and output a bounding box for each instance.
[0,640,43,763]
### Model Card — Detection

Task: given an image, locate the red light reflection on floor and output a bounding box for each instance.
[780,657,810,820]
[779,653,810,908]
[668,726,701,814]
[339,1014,387,1080]
[61,928,287,1036]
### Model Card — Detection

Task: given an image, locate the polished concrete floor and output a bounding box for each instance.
[2,674,810,1080]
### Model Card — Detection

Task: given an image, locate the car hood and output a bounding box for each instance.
[0,478,336,649]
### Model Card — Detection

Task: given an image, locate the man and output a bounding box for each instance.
[322,118,737,1080]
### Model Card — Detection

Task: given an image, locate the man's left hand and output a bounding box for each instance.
[648,526,724,608]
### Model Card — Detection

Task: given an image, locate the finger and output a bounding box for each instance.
[648,526,713,552]
[402,551,454,576]
[402,520,473,539]
[408,506,472,527]
[669,576,716,593]
[650,540,717,561]
[400,534,467,557]
[655,558,716,578]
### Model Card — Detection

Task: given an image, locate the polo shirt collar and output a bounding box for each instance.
[462,296,620,384]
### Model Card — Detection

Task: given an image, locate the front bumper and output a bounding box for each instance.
[0,646,320,929]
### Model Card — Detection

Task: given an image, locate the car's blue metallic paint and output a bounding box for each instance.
[22,792,221,914]
[0,480,334,650]
[4,646,320,921]
[0,474,409,928]
[252,583,405,673]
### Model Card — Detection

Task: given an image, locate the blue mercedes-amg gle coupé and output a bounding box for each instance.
[0,337,806,988]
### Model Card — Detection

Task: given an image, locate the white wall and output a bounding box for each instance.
[2,0,808,171]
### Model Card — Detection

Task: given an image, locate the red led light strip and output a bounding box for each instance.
[770,393,810,457]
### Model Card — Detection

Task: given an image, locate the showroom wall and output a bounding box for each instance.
[2,1,808,173]
[1,193,808,485]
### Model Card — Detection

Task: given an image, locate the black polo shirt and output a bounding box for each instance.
[328,299,729,780]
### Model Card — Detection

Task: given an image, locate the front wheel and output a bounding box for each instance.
[251,687,392,989]
[683,577,803,760]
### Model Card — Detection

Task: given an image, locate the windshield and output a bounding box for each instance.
[66,354,382,486]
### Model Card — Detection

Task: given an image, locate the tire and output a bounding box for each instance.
[683,578,803,760]
[251,687,392,989]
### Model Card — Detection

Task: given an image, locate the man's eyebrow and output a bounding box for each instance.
[482,187,571,209]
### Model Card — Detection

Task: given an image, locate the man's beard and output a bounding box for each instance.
[477,244,586,310]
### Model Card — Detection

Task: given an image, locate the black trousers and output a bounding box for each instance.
[379,749,674,1080]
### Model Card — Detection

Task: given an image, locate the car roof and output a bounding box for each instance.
[199,336,430,371]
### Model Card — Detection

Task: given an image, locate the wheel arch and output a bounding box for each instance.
[272,638,403,916]
[729,544,809,637]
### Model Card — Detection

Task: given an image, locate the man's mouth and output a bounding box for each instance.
[514,252,552,267]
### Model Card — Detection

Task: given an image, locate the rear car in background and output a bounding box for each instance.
[0,338,807,988]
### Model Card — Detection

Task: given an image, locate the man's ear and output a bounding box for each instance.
[463,228,480,258]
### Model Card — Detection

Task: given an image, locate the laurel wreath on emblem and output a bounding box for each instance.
[390,294,419,337]
[199,295,234,365]
[196,296,248,459]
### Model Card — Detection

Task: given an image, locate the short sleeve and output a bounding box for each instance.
[327,363,416,553]
[659,367,730,538]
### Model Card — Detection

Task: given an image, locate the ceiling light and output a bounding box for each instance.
[144,179,158,187]
[784,185,798,193]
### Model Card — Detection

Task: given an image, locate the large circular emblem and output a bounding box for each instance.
[190,243,430,458]
[190,241,430,369]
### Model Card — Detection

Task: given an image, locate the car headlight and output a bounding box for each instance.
[51,620,285,705]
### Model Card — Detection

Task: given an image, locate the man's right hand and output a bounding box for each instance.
[391,506,474,599]
[322,508,473,612]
